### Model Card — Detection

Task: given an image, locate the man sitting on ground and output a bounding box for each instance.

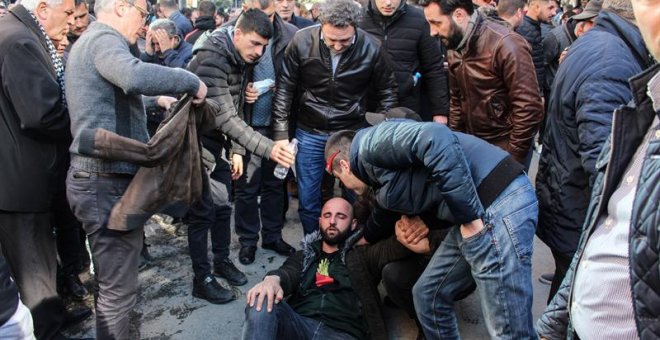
[242,197,431,340]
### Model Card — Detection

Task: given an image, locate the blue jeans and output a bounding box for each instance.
[241,301,355,340]
[295,129,330,235]
[413,175,537,339]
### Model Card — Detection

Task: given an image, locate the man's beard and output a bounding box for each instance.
[444,19,465,50]
[321,226,351,246]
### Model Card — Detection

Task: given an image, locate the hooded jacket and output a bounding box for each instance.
[185,15,216,46]
[535,10,652,256]
[358,0,449,116]
[267,230,414,340]
[271,25,398,140]
[188,25,274,156]
[447,12,544,163]
[536,63,660,340]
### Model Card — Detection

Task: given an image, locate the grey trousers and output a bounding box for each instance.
[0,211,65,340]
[66,169,142,340]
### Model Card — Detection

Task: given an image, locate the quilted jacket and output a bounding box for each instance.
[536,63,660,340]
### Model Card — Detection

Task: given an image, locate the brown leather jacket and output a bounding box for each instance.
[447,13,544,163]
[83,97,274,231]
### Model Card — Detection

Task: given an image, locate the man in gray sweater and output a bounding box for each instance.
[64,0,206,338]
[66,0,294,336]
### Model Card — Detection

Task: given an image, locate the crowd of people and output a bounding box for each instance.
[0,0,658,338]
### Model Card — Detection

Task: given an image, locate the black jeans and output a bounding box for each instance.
[66,169,142,340]
[52,188,88,275]
[0,211,66,340]
[234,131,285,246]
[185,159,232,278]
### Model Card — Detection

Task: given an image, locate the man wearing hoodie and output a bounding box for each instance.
[359,0,449,123]
[184,0,216,45]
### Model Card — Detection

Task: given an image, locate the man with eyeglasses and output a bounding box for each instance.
[272,0,398,236]
[64,0,207,336]
[275,0,312,28]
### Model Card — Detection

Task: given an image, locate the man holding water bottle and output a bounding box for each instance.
[271,0,398,235]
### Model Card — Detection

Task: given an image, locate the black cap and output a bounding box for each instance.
[365,107,423,126]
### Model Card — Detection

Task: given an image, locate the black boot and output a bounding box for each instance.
[62,273,89,301]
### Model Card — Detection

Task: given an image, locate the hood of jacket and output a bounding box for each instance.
[593,9,653,70]
[299,229,363,275]
[194,15,216,31]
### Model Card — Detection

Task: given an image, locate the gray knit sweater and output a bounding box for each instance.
[65,21,200,174]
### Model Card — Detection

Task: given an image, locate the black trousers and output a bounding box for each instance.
[548,247,573,303]
[52,188,88,275]
[0,211,66,340]
[185,160,232,278]
[234,134,285,246]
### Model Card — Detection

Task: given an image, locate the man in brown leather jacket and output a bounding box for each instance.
[420,0,544,165]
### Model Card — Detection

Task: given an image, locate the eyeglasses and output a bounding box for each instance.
[325,150,341,174]
[123,0,149,23]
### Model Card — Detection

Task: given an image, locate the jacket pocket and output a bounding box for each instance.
[485,95,509,125]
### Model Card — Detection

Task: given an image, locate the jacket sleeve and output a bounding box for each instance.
[363,236,415,276]
[370,47,398,112]
[271,38,301,141]
[266,251,304,296]
[447,57,465,131]
[162,47,193,69]
[188,49,264,157]
[93,33,200,96]
[363,122,485,224]
[418,25,449,116]
[537,252,578,339]
[575,66,635,187]
[494,34,544,163]
[3,38,69,140]
[542,33,560,72]
[363,203,402,244]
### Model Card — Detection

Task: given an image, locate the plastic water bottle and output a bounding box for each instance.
[273,138,298,179]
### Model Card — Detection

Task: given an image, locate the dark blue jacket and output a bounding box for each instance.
[351,121,523,242]
[535,9,652,256]
[140,39,193,69]
[290,14,315,29]
[537,63,660,340]
[516,15,545,95]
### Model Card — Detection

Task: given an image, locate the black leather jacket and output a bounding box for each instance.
[271,26,398,140]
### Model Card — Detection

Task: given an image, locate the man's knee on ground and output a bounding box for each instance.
[244,301,280,322]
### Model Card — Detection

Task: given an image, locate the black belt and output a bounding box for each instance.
[477,156,524,209]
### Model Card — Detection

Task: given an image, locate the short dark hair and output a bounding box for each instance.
[197,0,216,16]
[159,0,177,10]
[236,8,273,39]
[74,0,87,7]
[497,0,525,16]
[418,0,474,16]
[324,130,356,173]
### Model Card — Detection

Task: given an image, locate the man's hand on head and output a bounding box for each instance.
[154,29,174,52]
[145,29,155,56]
[246,275,284,312]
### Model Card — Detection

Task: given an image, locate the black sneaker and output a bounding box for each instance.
[262,239,295,256]
[214,259,248,286]
[192,275,235,304]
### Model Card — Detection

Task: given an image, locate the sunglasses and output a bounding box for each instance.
[325,150,341,174]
